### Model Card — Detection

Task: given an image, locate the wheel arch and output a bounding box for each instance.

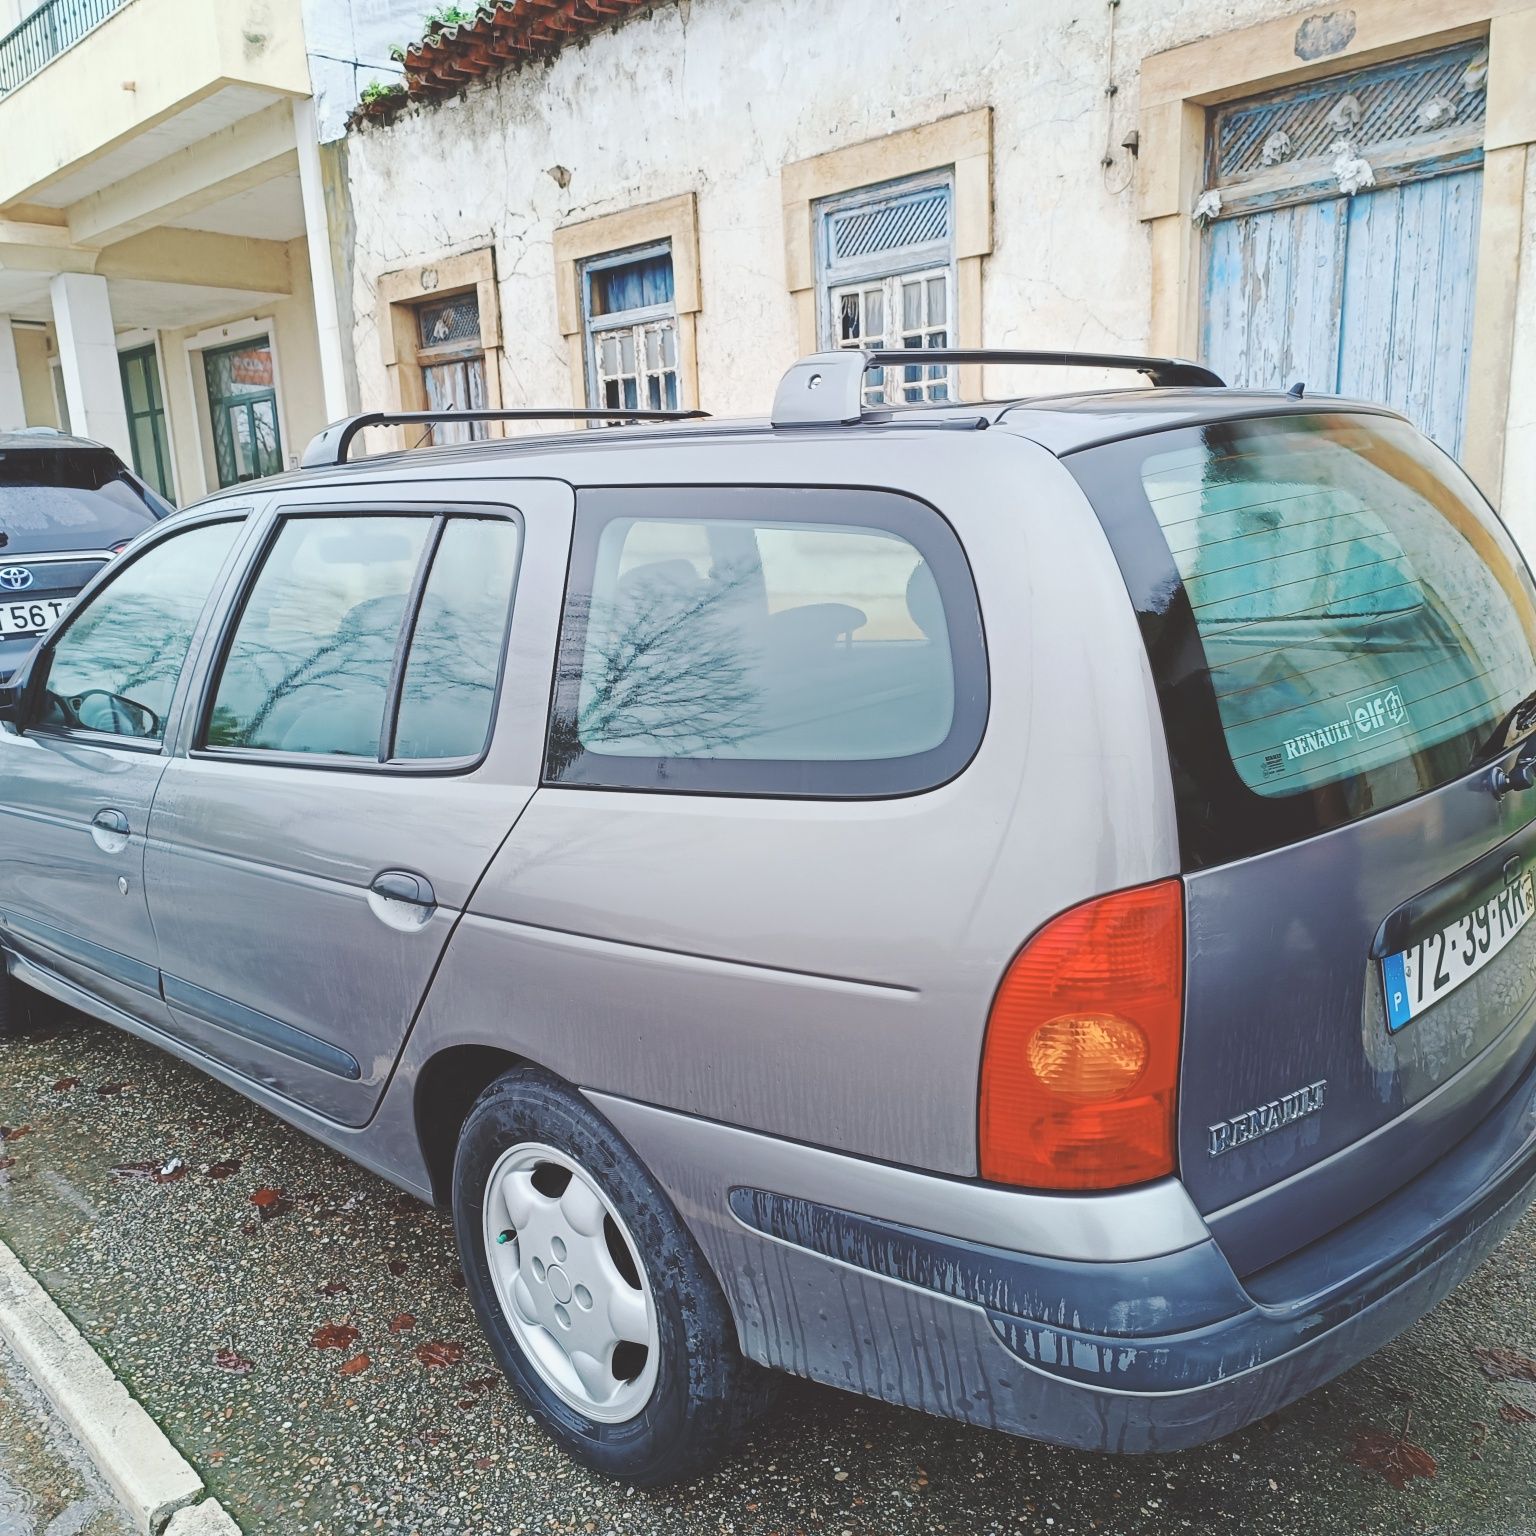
[414,1042,530,1205]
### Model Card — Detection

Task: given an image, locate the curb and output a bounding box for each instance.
[0,1236,241,1535]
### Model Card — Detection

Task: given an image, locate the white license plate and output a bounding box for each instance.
[0,598,69,639]
[1382,869,1536,1031]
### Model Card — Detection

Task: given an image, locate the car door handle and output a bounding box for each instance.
[88,806,132,854]
[370,871,435,907]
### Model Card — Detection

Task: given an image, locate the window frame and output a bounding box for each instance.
[579,240,681,412]
[815,170,958,405]
[18,509,253,757]
[544,484,989,799]
[190,501,524,778]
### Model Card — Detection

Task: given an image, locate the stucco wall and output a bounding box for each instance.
[13,326,59,428]
[343,0,1326,423]
[1504,153,1536,544]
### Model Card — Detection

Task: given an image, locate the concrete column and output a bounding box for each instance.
[48,273,131,461]
[293,97,350,423]
[0,318,25,430]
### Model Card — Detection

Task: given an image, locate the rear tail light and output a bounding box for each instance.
[978,879,1183,1190]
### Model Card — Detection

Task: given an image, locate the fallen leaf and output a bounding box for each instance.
[205,1158,242,1180]
[1472,1346,1536,1383]
[415,1339,464,1368]
[1499,1401,1536,1424]
[316,1280,350,1298]
[465,1374,498,1394]
[387,1312,415,1333]
[0,1156,15,1172]
[213,1348,253,1375]
[1346,1426,1438,1490]
[249,1187,291,1221]
[338,1353,371,1377]
[456,1397,476,1410]
[0,1125,30,1142]
[52,1078,81,1093]
[447,1267,466,1291]
[387,1257,408,1276]
[310,1323,360,1352]
[94,1082,129,1097]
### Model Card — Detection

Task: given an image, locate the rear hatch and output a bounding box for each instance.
[0,442,163,676]
[1071,410,1536,1273]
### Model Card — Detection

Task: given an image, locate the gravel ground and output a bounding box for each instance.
[0,1338,134,1536]
[1,1011,1535,1536]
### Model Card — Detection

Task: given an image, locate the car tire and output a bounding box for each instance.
[452,1066,771,1487]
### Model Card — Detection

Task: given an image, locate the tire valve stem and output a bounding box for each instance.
[496,1229,515,1245]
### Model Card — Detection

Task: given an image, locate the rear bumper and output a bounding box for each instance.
[593,1048,1536,1453]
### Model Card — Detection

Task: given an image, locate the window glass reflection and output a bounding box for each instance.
[394,519,519,759]
[207,517,430,757]
[40,521,239,741]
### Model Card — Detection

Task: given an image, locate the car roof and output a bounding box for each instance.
[191,386,1403,509]
[0,429,118,454]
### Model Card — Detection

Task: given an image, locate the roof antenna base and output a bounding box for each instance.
[1287,381,1306,398]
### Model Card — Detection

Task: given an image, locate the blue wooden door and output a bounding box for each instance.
[1204,169,1481,457]
[1200,42,1488,461]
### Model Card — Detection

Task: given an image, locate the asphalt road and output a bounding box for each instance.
[1,1011,1534,1536]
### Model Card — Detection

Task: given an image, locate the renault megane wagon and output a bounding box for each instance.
[3,347,1536,1485]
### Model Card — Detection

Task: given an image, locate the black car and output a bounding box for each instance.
[0,429,173,681]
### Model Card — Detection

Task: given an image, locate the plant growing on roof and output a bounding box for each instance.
[360,79,408,107]
[424,3,480,34]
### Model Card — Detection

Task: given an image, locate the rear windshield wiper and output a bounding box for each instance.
[1469,688,1536,770]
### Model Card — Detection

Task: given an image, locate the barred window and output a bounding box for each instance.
[581,244,680,412]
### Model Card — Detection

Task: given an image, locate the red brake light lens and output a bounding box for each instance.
[978,879,1184,1190]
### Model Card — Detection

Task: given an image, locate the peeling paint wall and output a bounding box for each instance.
[344,0,1330,423]
[1504,153,1536,534]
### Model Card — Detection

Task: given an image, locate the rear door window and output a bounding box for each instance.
[1073,413,1536,865]
[546,486,986,796]
[202,510,519,765]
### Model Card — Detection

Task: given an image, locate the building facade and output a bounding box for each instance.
[3,0,1535,542]
[0,0,417,501]
[335,0,1536,543]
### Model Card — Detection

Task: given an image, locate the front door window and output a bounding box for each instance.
[203,339,283,488]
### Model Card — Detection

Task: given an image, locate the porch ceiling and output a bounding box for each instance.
[0,270,287,331]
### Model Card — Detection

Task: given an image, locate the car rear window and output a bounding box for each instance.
[0,447,160,554]
[546,486,986,796]
[1072,413,1536,866]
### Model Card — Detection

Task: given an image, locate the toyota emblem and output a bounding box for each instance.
[0,566,34,591]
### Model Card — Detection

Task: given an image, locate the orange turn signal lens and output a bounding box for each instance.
[978,880,1183,1190]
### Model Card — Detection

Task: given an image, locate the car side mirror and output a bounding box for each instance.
[0,678,24,728]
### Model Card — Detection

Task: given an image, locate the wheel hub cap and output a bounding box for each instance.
[482,1141,659,1422]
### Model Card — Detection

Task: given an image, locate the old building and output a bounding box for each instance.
[335,0,1536,541]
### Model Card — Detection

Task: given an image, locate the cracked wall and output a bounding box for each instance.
[342,0,1348,420]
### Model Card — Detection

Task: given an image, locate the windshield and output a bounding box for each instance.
[1073,412,1536,865]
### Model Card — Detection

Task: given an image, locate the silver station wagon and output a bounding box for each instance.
[4,348,1536,1485]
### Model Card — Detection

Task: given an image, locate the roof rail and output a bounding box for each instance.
[770,348,1224,428]
[300,406,710,469]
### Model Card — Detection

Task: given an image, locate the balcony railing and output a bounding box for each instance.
[0,0,132,97]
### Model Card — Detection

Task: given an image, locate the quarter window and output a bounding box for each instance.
[581,244,681,410]
[204,512,519,764]
[817,175,955,405]
[36,521,240,742]
[547,488,985,796]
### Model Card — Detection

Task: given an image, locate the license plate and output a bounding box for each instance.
[0,598,69,639]
[1382,869,1536,1031]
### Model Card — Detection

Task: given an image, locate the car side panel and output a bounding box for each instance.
[395,434,1177,1177]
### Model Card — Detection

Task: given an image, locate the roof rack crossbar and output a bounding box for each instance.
[301,406,710,469]
[770,348,1224,428]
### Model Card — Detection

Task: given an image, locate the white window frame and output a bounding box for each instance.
[815,170,957,405]
[580,241,681,412]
